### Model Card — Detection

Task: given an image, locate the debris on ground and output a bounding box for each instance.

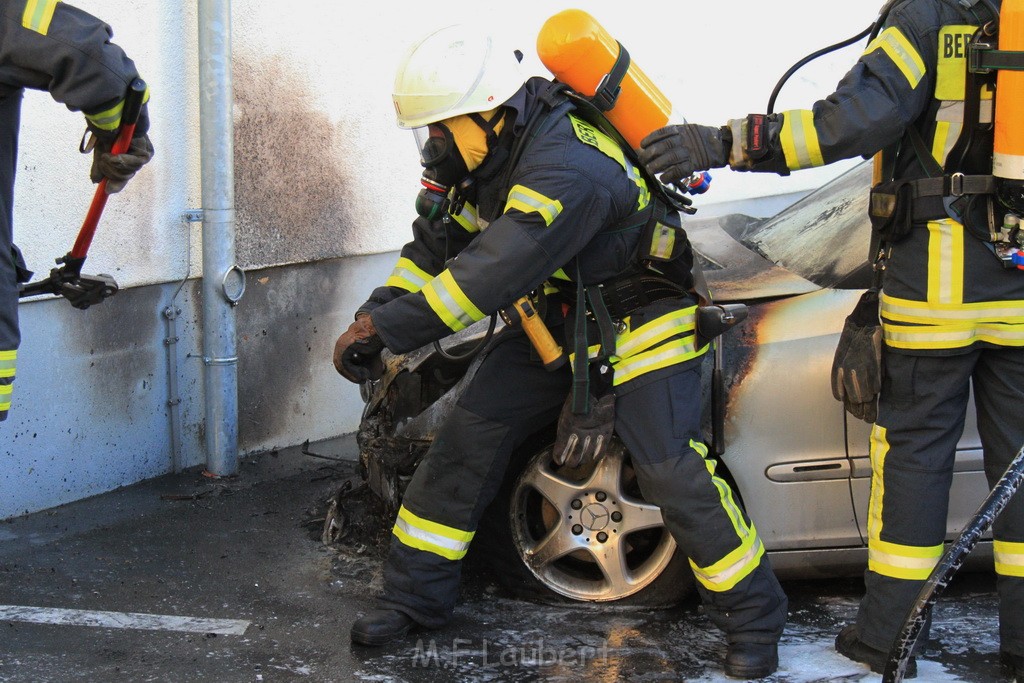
[299,462,391,595]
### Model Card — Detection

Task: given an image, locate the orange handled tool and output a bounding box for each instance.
[501,296,567,371]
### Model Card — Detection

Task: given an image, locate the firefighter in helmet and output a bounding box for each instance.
[1,0,153,422]
[333,23,787,679]
[638,0,1024,678]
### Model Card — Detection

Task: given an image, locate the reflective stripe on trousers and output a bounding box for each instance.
[856,347,1024,654]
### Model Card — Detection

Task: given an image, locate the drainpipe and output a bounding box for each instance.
[197,0,242,476]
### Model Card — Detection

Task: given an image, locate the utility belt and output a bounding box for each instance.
[869,173,997,242]
[594,272,689,320]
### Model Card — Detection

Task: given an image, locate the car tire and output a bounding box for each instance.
[471,429,695,608]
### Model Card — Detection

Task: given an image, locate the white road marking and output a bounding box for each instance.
[0,605,250,635]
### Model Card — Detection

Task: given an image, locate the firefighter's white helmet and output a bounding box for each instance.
[392,25,526,129]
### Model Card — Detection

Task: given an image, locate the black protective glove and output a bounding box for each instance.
[638,124,730,186]
[552,392,616,469]
[333,315,385,383]
[91,134,154,194]
[831,290,882,423]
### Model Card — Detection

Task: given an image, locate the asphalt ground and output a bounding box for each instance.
[0,436,1010,682]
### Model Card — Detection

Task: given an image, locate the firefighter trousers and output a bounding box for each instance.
[855,346,1024,657]
[0,91,23,421]
[378,327,787,643]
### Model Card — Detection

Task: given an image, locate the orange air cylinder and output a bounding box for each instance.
[994,0,1024,183]
[537,9,673,151]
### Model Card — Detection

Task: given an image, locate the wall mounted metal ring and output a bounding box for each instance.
[222,264,246,305]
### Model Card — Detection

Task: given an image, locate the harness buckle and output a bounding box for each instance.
[968,39,994,74]
[950,172,966,197]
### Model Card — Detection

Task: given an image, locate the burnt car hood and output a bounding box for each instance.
[687,160,874,303]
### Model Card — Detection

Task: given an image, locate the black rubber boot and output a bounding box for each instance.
[835,624,917,678]
[724,641,779,679]
[1001,650,1023,681]
[350,609,417,646]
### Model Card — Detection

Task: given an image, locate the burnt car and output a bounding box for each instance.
[346,160,990,606]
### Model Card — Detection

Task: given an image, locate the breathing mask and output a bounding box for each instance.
[413,109,505,220]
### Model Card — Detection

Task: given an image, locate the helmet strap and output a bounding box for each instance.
[468,110,503,149]
[469,109,513,182]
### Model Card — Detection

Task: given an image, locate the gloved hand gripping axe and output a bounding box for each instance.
[18,78,147,310]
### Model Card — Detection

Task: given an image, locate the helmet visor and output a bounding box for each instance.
[413,123,456,167]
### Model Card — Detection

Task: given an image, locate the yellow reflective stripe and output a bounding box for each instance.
[22,0,59,34]
[392,505,474,561]
[882,321,1024,349]
[0,381,11,412]
[927,219,964,305]
[621,156,650,211]
[384,257,433,293]
[648,221,676,260]
[422,270,485,332]
[630,163,650,211]
[566,114,650,208]
[450,201,480,233]
[868,538,943,580]
[994,540,1024,577]
[690,526,764,592]
[865,26,926,89]
[616,307,697,359]
[86,100,125,132]
[612,336,706,385]
[881,292,1024,324]
[779,109,823,170]
[690,434,763,592]
[883,287,1024,350]
[550,268,571,281]
[932,119,955,169]
[567,308,703,381]
[867,424,889,543]
[505,185,563,226]
[85,86,152,132]
[0,350,15,378]
[866,425,944,579]
[697,438,753,544]
[566,342,605,366]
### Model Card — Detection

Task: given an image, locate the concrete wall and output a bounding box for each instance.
[3,0,883,518]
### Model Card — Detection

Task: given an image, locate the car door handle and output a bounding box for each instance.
[766,460,851,482]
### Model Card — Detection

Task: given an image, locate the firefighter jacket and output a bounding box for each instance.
[729,0,1018,355]
[0,0,149,136]
[1,0,147,420]
[360,77,706,389]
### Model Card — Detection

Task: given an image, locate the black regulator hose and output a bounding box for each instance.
[432,312,498,361]
[766,24,874,115]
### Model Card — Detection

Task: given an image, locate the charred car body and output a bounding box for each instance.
[349,161,990,605]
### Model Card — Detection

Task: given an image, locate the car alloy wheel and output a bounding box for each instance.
[508,438,679,602]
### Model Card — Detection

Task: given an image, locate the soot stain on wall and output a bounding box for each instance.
[233,55,359,270]
[64,284,163,422]
[235,259,346,448]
